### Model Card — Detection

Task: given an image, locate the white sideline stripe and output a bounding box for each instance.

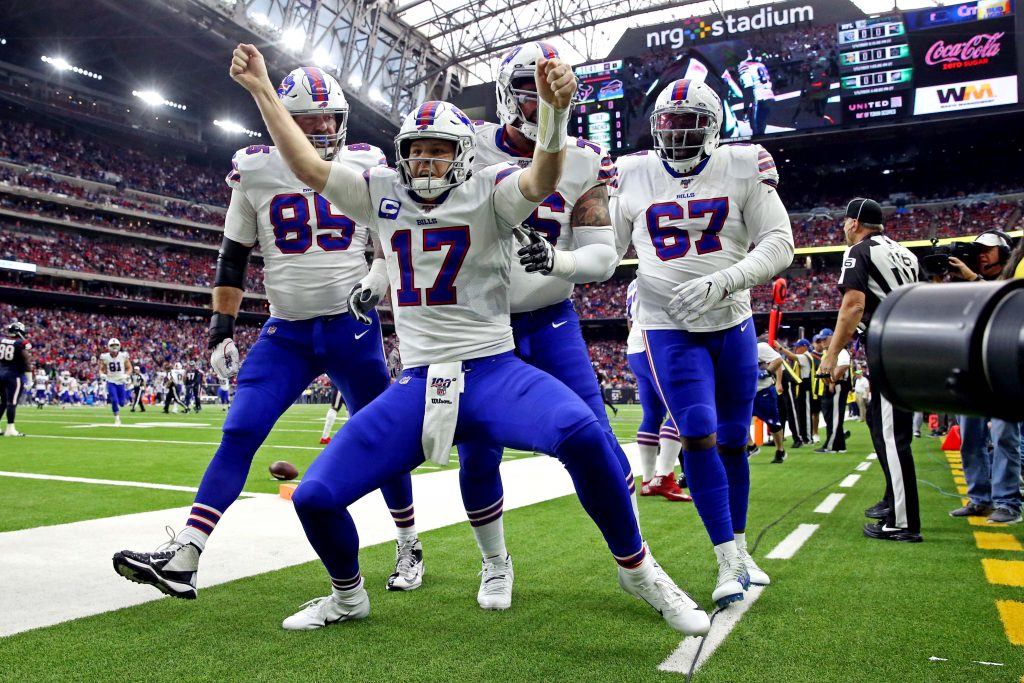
[0,453,603,638]
[658,586,765,675]
[855,461,871,472]
[0,471,272,497]
[765,524,819,560]
[839,474,861,488]
[814,493,845,514]
[25,434,323,451]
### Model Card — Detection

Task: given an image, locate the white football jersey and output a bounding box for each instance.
[625,279,645,355]
[171,368,184,384]
[219,375,230,390]
[34,371,47,389]
[68,377,79,393]
[324,162,537,367]
[473,122,618,313]
[612,144,787,332]
[756,341,781,391]
[100,351,130,383]
[225,143,387,320]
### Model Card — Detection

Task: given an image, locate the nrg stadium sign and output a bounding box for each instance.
[646,5,816,49]
[607,0,864,57]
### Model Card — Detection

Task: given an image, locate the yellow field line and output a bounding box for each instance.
[974,532,1024,552]
[995,600,1024,646]
[982,559,1024,587]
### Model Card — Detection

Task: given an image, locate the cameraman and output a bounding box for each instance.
[819,198,921,542]
[947,231,1021,525]
[947,232,1014,282]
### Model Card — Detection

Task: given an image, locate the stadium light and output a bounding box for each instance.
[312,47,335,68]
[132,90,187,110]
[348,74,362,89]
[41,55,102,80]
[281,26,305,52]
[214,119,262,138]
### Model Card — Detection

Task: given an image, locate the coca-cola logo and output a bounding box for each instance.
[925,32,1004,65]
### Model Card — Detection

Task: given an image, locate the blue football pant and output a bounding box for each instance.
[645,321,757,545]
[190,311,411,524]
[292,352,644,582]
[457,300,635,517]
[107,382,127,414]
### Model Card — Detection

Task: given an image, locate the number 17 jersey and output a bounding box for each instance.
[612,144,782,332]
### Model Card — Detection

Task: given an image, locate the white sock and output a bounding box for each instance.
[620,549,654,579]
[656,438,682,477]
[473,518,507,559]
[638,444,657,481]
[322,408,338,440]
[396,525,418,544]
[176,526,208,552]
[734,531,747,552]
[631,491,640,528]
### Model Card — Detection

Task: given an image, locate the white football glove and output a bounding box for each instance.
[211,338,240,378]
[347,284,381,326]
[668,272,731,323]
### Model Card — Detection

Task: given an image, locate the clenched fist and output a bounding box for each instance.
[535,58,577,110]
[230,43,273,94]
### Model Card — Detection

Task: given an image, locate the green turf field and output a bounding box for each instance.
[0,404,1021,682]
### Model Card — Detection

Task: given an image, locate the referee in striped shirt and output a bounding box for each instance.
[819,198,922,543]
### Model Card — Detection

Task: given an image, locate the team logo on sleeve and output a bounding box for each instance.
[379,198,401,219]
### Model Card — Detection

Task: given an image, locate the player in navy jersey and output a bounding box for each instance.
[112,64,421,600]
[613,79,793,607]
[227,42,710,635]
[0,322,32,437]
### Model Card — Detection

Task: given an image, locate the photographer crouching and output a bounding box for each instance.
[936,231,1022,525]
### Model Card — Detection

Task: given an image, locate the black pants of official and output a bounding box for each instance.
[783,383,802,443]
[163,386,187,412]
[823,382,850,451]
[186,386,202,412]
[793,380,812,443]
[131,386,146,412]
[868,394,920,533]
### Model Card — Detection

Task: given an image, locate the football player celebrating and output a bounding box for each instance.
[228,43,709,635]
[455,42,635,611]
[98,338,132,427]
[112,65,421,599]
[612,79,794,607]
[0,321,32,436]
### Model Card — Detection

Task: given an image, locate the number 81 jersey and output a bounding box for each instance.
[224,143,387,320]
[612,144,781,332]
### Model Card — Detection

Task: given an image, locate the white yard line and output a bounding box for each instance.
[765,524,820,560]
[0,470,272,497]
[659,587,765,676]
[839,474,861,488]
[814,493,845,514]
[0,454,586,638]
[855,461,871,472]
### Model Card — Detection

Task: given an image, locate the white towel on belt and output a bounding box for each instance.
[422,361,464,465]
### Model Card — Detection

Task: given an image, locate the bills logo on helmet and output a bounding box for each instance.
[277,73,296,98]
[450,106,474,129]
[499,47,522,69]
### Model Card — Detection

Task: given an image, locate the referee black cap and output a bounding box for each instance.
[846,197,883,226]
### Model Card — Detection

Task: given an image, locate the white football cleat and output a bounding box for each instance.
[477,554,514,610]
[386,538,424,591]
[619,554,710,636]
[736,536,770,586]
[114,415,122,427]
[713,542,750,607]
[282,581,370,630]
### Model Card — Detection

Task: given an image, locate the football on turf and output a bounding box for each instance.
[269,460,299,481]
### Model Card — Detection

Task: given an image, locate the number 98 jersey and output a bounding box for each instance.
[224,143,388,321]
[612,144,782,332]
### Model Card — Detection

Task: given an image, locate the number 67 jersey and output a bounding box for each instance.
[612,144,788,332]
[224,142,387,320]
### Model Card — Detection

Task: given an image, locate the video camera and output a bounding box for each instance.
[920,240,980,277]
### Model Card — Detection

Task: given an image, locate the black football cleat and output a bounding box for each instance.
[864,501,891,519]
[863,522,922,543]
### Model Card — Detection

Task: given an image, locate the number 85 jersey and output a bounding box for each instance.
[612,144,789,332]
[224,143,387,320]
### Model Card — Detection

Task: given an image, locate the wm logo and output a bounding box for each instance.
[937,83,993,104]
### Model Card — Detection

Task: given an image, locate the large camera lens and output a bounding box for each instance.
[867,280,1024,420]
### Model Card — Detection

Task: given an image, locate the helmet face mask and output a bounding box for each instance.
[651,80,723,173]
[107,338,120,353]
[495,42,561,141]
[395,101,476,199]
[278,67,349,161]
[7,321,26,339]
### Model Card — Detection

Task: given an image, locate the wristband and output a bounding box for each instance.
[208,312,236,349]
[535,98,569,153]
